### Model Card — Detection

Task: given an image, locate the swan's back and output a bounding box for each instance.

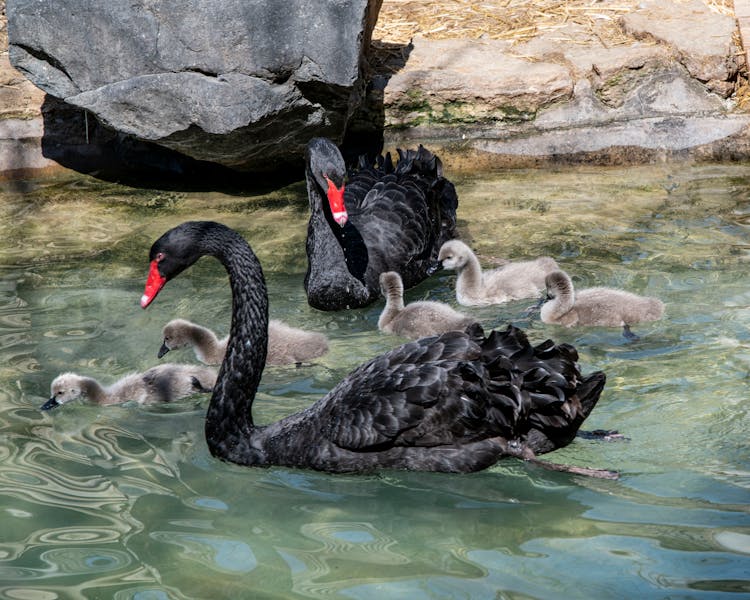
[574,288,665,326]
[261,325,606,472]
[543,270,665,328]
[383,300,478,339]
[138,364,217,403]
[266,319,329,365]
[349,147,458,289]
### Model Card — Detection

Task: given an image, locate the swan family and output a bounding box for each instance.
[43,137,666,477]
[139,221,611,475]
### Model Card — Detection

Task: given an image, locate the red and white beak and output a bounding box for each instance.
[141,259,166,308]
[325,176,348,227]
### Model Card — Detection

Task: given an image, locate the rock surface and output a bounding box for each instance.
[369,0,749,165]
[7,0,382,171]
[1,0,750,177]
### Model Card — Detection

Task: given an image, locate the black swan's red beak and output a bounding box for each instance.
[325,176,347,226]
[141,259,167,308]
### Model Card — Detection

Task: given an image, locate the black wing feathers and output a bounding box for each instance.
[322,325,605,456]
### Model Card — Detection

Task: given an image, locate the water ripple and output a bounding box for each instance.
[149,531,257,574]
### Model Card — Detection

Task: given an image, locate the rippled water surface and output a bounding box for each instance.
[1,162,749,598]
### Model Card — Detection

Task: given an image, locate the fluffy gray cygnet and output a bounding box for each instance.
[438,240,559,306]
[378,271,477,339]
[541,270,664,339]
[42,363,217,410]
[159,318,329,366]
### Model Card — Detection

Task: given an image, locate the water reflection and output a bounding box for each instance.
[1,164,750,597]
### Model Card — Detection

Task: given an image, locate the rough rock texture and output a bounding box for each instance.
[365,0,749,168]
[621,0,740,97]
[382,38,574,127]
[1,0,750,177]
[7,0,382,171]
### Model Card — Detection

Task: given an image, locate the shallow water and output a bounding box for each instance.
[1,162,749,598]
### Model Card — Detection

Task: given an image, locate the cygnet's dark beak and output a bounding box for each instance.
[426,260,442,276]
[41,397,60,411]
[523,293,547,317]
[157,341,171,359]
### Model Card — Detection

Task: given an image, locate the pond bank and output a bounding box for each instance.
[1,0,750,180]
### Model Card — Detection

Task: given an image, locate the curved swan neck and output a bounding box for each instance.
[384,281,405,312]
[187,322,225,364]
[455,253,483,298]
[200,226,269,460]
[542,273,575,320]
[378,279,405,330]
[304,165,370,308]
[80,377,109,405]
[305,175,342,270]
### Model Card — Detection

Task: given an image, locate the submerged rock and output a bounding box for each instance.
[8,0,383,171]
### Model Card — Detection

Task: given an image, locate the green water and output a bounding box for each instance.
[1,162,749,599]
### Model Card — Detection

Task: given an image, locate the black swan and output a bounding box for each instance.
[141,221,614,476]
[304,137,459,311]
[541,270,665,340]
[158,318,329,366]
[41,364,217,410]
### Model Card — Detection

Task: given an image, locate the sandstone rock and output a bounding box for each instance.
[383,38,573,128]
[0,8,43,120]
[621,0,740,97]
[8,0,382,171]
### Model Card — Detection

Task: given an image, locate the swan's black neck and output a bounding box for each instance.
[304,165,370,309]
[198,225,269,463]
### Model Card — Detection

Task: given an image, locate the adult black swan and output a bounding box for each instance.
[141,221,614,477]
[304,137,459,311]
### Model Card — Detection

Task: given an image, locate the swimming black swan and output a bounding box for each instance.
[304,137,459,311]
[141,221,613,476]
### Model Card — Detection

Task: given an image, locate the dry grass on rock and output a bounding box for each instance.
[373,0,735,46]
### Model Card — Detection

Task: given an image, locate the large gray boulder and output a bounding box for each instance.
[8,0,382,171]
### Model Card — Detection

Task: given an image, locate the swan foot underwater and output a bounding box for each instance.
[140,221,618,479]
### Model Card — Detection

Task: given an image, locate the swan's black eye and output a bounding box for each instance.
[155,252,165,263]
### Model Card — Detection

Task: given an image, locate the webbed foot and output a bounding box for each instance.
[623,325,640,341]
[577,429,629,442]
